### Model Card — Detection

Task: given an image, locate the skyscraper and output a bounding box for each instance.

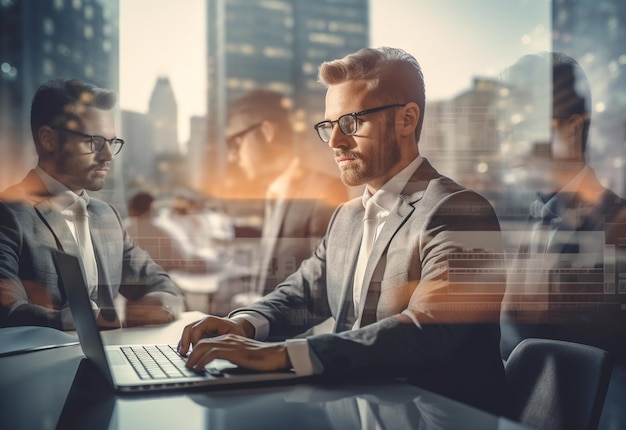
[148,76,179,156]
[121,109,155,189]
[202,0,369,194]
[0,0,119,189]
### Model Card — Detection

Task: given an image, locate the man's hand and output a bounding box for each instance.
[184,334,291,373]
[177,316,289,372]
[177,315,252,356]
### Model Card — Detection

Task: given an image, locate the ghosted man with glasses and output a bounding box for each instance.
[179,47,506,414]
[0,78,184,330]
[224,90,348,308]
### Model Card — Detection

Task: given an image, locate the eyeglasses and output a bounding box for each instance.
[51,126,125,155]
[226,123,262,151]
[313,104,406,143]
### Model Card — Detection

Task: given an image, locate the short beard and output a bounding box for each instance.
[339,120,401,187]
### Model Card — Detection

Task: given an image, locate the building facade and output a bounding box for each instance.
[201,0,369,195]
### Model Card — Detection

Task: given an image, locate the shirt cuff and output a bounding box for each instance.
[401,309,423,328]
[285,338,324,376]
[230,311,270,340]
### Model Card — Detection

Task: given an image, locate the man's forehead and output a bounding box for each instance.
[324,80,378,116]
[79,107,116,135]
[227,112,256,133]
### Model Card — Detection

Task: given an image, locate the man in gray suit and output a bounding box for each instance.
[0,78,184,330]
[179,47,506,414]
[225,89,348,307]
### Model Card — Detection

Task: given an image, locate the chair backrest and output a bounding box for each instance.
[504,338,612,430]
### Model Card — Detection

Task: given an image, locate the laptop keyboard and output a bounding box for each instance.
[121,344,210,380]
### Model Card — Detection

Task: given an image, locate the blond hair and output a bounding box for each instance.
[318,47,426,141]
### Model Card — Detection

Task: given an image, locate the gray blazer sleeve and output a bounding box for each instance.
[235,169,507,413]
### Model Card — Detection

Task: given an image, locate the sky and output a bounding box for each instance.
[119,0,551,146]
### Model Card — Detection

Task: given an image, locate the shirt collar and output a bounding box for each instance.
[538,166,591,208]
[35,166,89,211]
[362,156,423,212]
[560,165,591,196]
[530,166,593,222]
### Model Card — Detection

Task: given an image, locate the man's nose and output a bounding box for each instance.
[97,142,114,161]
[328,126,352,150]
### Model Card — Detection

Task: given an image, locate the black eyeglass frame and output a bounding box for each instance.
[313,103,407,143]
[50,126,125,155]
[226,122,263,151]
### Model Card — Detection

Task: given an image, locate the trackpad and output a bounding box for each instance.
[107,349,127,366]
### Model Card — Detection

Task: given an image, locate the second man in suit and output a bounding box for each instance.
[225,89,348,306]
[0,78,184,330]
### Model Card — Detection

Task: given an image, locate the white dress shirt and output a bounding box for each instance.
[35,167,100,329]
[233,156,424,376]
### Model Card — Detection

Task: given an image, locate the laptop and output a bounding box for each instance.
[56,250,300,392]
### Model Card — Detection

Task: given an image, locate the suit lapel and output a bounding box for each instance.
[333,201,364,332]
[360,198,416,327]
[88,204,113,285]
[82,203,118,314]
[358,160,434,327]
[34,196,80,257]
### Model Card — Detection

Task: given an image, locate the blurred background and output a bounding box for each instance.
[1,0,625,312]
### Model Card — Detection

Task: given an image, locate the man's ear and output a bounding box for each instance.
[37,126,58,153]
[398,102,419,137]
[259,120,276,143]
[562,114,585,153]
[565,114,585,138]
[552,114,585,161]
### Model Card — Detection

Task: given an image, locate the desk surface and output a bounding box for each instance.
[0,312,531,430]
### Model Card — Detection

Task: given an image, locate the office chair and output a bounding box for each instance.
[504,338,612,430]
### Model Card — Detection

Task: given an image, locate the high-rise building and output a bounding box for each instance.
[421,78,505,195]
[148,76,179,156]
[203,0,369,194]
[121,109,155,189]
[186,114,208,189]
[0,0,119,190]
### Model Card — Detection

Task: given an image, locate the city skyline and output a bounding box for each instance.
[119,0,550,147]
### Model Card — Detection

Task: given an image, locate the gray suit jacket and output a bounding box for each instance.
[235,159,506,414]
[255,163,348,295]
[0,170,182,328]
[501,167,626,361]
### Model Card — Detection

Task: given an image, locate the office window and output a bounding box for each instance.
[260,0,291,13]
[226,43,256,55]
[308,32,345,46]
[84,64,94,78]
[263,46,291,59]
[42,17,55,35]
[42,58,54,76]
[57,43,70,57]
